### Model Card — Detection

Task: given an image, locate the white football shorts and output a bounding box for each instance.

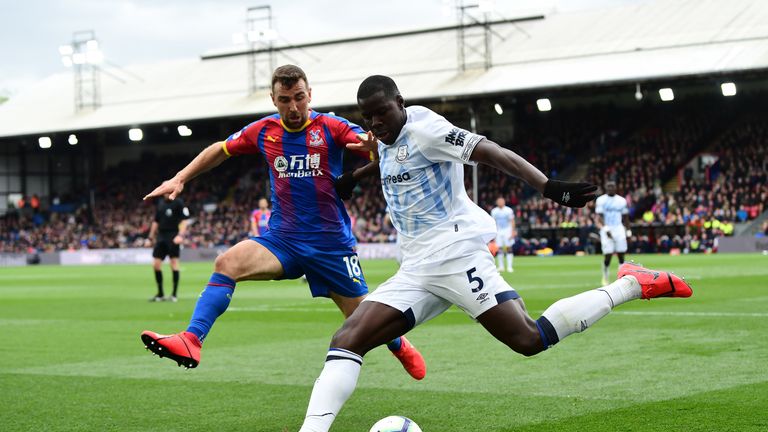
[600,225,628,254]
[495,228,514,249]
[363,238,520,329]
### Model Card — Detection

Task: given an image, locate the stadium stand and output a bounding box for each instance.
[3,96,765,254]
[2,0,768,255]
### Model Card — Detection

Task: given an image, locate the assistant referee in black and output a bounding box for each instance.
[148,194,190,302]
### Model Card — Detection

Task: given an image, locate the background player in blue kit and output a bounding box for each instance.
[139,65,425,379]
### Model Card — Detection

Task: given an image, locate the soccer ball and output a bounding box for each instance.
[369,416,422,432]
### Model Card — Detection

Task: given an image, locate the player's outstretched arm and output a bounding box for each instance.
[143,141,229,200]
[470,138,597,208]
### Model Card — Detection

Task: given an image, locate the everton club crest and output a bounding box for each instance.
[396,145,408,163]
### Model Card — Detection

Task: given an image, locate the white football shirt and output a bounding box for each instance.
[491,206,514,232]
[377,106,496,266]
[595,194,628,227]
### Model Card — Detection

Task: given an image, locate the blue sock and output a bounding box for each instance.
[186,273,235,342]
[386,337,402,352]
[536,316,560,350]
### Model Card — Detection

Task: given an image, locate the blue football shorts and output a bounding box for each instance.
[250,232,368,299]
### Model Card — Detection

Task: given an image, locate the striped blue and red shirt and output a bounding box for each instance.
[224,111,366,249]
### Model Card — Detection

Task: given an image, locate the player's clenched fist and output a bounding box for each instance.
[543,179,598,208]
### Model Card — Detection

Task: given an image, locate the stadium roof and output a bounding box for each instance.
[2,0,768,138]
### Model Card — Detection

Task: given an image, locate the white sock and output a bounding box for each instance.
[506,253,513,270]
[497,253,504,269]
[538,277,641,343]
[300,349,362,432]
[602,263,610,280]
[598,276,641,307]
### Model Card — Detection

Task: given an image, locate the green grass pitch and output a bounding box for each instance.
[1,253,767,431]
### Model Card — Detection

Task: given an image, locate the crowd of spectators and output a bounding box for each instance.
[1,101,766,256]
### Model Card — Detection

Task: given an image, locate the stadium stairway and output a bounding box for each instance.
[558,160,590,182]
[662,175,680,193]
[736,209,768,236]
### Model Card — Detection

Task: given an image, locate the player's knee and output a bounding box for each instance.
[506,328,544,357]
[330,321,368,356]
[213,253,239,279]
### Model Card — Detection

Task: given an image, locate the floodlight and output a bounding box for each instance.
[86,40,99,51]
[86,50,104,65]
[247,30,261,42]
[659,88,674,102]
[129,128,143,142]
[68,134,78,145]
[61,56,73,67]
[59,45,74,56]
[72,53,86,65]
[494,103,503,115]
[634,83,643,101]
[177,125,192,137]
[721,82,736,97]
[536,98,552,112]
[38,137,52,149]
[262,29,278,41]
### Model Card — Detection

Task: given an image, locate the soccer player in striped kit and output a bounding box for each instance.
[139,65,425,380]
[298,75,692,432]
[250,197,271,237]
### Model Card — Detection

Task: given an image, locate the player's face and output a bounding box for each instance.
[357,91,406,145]
[258,198,268,210]
[271,79,312,130]
[496,198,505,208]
[606,183,617,196]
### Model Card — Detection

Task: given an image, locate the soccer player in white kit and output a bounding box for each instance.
[491,197,515,272]
[595,181,631,285]
[298,76,692,432]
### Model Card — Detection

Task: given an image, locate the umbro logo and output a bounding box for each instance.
[476,292,490,303]
[562,192,570,203]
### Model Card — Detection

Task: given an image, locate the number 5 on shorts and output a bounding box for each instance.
[467,267,484,293]
[343,255,362,278]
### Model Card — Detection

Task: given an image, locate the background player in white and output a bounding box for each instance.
[297,75,691,432]
[595,181,631,285]
[490,197,515,272]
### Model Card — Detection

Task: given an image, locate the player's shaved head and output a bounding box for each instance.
[357,75,400,101]
[272,64,308,91]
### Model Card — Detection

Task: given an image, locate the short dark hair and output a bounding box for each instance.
[357,75,400,100]
[272,64,308,91]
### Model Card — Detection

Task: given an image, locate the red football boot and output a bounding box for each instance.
[618,262,693,299]
[391,336,426,380]
[140,330,201,369]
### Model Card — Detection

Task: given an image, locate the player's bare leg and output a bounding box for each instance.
[481,262,692,353]
[477,298,544,356]
[141,239,284,367]
[300,301,409,432]
[330,292,426,380]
